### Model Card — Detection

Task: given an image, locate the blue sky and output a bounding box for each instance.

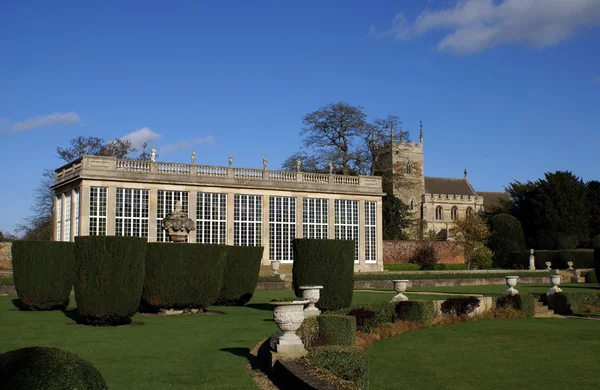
[1,0,599,234]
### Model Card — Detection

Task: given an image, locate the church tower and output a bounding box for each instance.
[378,121,425,217]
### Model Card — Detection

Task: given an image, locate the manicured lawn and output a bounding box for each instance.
[0,290,440,388]
[406,283,600,295]
[368,318,600,389]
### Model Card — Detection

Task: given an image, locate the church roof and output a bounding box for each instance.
[424,177,476,196]
[477,191,509,210]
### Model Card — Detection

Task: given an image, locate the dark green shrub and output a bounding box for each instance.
[347,302,395,333]
[354,270,550,281]
[595,245,600,288]
[215,246,263,306]
[440,297,480,316]
[593,234,600,248]
[0,346,107,389]
[488,214,526,268]
[411,245,438,270]
[547,292,600,315]
[318,314,356,346]
[384,263,421,271]
[11,241,75,310]
[394,300,435,326]
[585,270,597,284]
[508,249,594,269]
[143,243,228,311]
[74,236,146,325]
[297,316,319,348]
[308,346,369,390]
[434,263,468,270]
[292,239,354,311]
[496,294,535,317]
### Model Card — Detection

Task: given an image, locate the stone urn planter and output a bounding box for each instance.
[567,261,574,270]
[392,280,409,302]
[298,285,323,317]
[548,274,563,295]
[545,261,552,271]
[269,299,309,358]
[504,276,519,296]
[161,201,195,242]
[270,260,281,275]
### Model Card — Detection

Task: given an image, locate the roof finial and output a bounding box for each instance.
[464,169,467,178]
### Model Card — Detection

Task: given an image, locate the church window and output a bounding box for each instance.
[406,161,412,174]
[451,206,458,221]
[435,206,443,221]
[466,207,473,217]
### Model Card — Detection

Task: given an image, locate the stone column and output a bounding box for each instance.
[262,195,270,265]
[328,198,336,239]
[60,193,66,241]
[79,186,90,236]
[188,190,197,243]
[70,189,77,241]
[376,198,384,270]
[52,194,58,241]
[148,189,158,242]
[106,187,116,236]
[226,193,234,246]
[296,196,303,239]
[358,200,366,268]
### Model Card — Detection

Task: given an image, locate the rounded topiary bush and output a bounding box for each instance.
[11,241,76,310]
[0,346,107,389]
[488,214,526,268]
[74,236,146,326]
[585,270,597,284]
[215,245,264,306]
[142,243,228,311]
[292,239,354,312]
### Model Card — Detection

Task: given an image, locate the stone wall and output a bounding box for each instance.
[0,242,12,270]
[383,240,464,264]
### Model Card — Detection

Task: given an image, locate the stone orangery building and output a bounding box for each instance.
[52,155,385,272]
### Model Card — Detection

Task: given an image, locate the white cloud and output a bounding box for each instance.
[8,112,80,133]
[122,127,160,150]
[372,0,600,54]
[160,136,214,153]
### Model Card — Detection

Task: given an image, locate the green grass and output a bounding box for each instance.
[368,318,600,389]
[0,290,441,388]
[404,283,600,295]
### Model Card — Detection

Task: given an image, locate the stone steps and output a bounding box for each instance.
[534,299,562,318]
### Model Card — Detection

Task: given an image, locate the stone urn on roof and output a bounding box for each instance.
[161,201,195,243]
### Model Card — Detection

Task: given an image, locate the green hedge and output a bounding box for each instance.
[347,303,396,333]
[12,241,75,310]
[308,346,369,390]
[547,292,600,315]
[292,239,354,311]
[318,314,356,346]
[509,249,594,269]
[595,246,600,287]
[257,275,282,282]
[74,236,146,325]
[441,297,480,316]
[0,346,107,389]
[354,271,550,281]
[585,270,597,284]
[394,301,435,326]
[384,263,468,271]
[142,243,228,311]
[215,246,263,306]
[496,294,536,317]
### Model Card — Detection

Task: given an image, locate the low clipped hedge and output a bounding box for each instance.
[394,301,435,326]
[0,346,107,389]
[142,243,228,311]
[509,249,594,269]
[547,292,600,315]
[595,244,600,287]
[11,241,75,310]
[354,271,550,281]
[347,303,396,333]
[318,314,356,346]
[215,246,263,306]
[308,346,369,390]
[496,294,536,317]
[585,270,597,284]
[441,297,481,316]
[292,239,354,312]
[384,263,468,271]
[75,236,146,325]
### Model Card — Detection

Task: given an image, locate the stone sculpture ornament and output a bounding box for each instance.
[263,156,268,170]
[151,147,157,162]
[191,150,196,165]
[228,153,233,167]
[161,201,196,242]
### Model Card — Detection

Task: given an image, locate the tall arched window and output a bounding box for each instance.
[466,207,473,217]
[451,206,458,220]
[435,206,443,221]
[406,161,412,174]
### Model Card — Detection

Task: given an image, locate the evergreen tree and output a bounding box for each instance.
[382,194,412,240]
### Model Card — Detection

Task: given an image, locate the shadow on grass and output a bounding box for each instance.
[63,308,80,322]
[245,303,274,312]
[11,299,26,310]
[220,338,272,372]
